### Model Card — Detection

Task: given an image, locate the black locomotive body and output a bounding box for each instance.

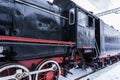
[0,0,120,80]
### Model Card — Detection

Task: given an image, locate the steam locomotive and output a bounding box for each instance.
[0,0,120,80]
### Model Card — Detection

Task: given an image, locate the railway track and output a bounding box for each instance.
[75,71,96,80]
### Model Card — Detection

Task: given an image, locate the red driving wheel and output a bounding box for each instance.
[35,60,61,80]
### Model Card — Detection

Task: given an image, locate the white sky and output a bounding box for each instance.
[72,0,120,31]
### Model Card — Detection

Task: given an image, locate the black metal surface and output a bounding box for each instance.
[0,0,66,40]
[0,41,74,47]
[0,0,71,60]
[0,42,68,60]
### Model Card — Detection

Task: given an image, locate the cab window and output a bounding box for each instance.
[77,11,88,27]
[88,16,95,28]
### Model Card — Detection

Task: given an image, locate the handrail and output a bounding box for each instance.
[14,0,68,20]
[94,39,100,58]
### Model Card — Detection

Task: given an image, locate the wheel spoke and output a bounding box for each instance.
[35,60,61,80]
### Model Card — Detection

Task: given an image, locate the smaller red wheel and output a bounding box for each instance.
[35,60,61,80]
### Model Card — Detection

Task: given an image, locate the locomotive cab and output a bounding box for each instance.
[68,4,96,49]
[68,5,98,65]
[76,8,95,49]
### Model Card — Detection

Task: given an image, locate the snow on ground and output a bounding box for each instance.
[81,61,120,80]
[59,67,93,80]
[59,61,120,80]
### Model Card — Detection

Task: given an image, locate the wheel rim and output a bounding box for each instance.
[0,63,31,80]
[35,60,61,80]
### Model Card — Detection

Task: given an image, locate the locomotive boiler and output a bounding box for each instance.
[0,0,69,60]
[0,0,120,80]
